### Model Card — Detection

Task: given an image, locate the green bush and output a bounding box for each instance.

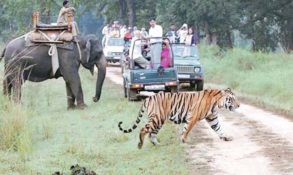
[200,44,293,115]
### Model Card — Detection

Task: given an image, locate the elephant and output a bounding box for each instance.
[0,34,106,109]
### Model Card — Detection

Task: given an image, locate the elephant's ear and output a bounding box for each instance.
[85,39,91,63]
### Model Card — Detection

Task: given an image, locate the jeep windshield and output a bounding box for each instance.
[172,44,198,59]
[107,38,124,46]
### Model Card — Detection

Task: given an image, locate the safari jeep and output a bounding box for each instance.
[121,38,178,101]
[172,44,204,91]
[102,36,125,63]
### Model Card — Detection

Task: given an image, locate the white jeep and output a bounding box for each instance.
[102,37,125,63]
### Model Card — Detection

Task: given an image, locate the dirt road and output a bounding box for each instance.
[105,66,293,175]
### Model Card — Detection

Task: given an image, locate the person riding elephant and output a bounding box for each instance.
[57,0,79,41]
[0,34,106,109]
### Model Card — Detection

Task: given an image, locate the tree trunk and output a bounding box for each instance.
[204,21,212,45]
[126,0,136,27]
[226,30,233,48]
[280,20,293,52]
[119,0,127,24]
[211,33,218,45]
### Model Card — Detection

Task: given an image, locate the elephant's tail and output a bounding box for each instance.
[0,47,5,62]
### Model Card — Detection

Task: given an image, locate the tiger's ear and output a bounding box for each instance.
[225,88,232,92]
[224,88,235,95]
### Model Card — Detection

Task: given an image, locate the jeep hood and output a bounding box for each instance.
[103,46,124,53]
[174,57,201,66]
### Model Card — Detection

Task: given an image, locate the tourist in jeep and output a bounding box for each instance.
[129,30,150,69]
[148,18,163,69]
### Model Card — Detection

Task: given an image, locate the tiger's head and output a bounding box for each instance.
[222,88,240,111]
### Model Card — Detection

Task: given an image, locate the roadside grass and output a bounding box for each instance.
[199,45,293,116]
[0,65,188,175]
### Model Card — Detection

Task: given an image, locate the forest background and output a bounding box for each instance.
[0,0,292,52]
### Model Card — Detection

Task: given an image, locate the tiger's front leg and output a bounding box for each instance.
[205,114,233,141]
[180,119,198,143]
[180,123,188,143]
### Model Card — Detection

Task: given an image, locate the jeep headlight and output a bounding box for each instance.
[194,67,201,73]
[107,52,112,56]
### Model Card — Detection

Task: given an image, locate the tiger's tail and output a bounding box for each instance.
[118,99,148,133]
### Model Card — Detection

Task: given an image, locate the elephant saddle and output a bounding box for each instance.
[28,24,73,44]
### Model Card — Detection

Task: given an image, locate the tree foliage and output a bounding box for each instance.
[0,0,292,51]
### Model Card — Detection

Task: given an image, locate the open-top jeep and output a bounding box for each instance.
[172,44,204,91]
[121,37,178,101]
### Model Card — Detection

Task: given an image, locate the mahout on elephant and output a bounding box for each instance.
[0,33,106,110]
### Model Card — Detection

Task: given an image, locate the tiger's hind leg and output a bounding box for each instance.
[138,124,160,149]
[138,114,163,149]
[138,127,148,149]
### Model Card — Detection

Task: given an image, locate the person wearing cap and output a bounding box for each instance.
[129,30,150,69]
[177,23,188,43]
[111,21,121,37]
[57,0,79,41]
[140,28,148,38]
[124,28,132,46]
[165,25,179,43]
[148,18,163,69]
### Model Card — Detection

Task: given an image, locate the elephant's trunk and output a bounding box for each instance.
[92,55,107,102]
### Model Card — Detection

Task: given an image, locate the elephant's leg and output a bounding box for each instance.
[65,74,86,110]
[66,82,76,110]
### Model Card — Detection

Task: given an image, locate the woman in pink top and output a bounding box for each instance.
[161,41,171,68]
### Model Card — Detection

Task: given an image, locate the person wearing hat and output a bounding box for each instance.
[165,25,179,43]
[148,18,163,69]
[140,27,148,38]
[57,0,79,41]
[177,23,188,43]
[129,30,150,69]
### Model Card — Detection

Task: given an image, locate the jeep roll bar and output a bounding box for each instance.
[129,37,174,69]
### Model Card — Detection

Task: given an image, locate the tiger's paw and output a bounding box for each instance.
[180,136,187,143]
[138,142,143,149]
[220,136,233,141]
[151,140,160,146]
[150,135,160,145]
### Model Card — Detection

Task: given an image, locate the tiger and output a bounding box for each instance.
[118,88,240,149]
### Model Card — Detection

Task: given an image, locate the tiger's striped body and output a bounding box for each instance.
[118,88,240,149]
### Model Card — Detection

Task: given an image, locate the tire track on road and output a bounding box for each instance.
[187,114,277,175]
